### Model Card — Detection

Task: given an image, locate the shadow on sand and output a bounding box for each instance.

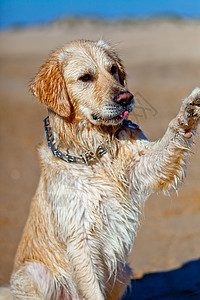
[123,259,200,300]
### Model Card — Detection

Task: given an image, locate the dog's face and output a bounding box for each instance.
[31,40,134,126]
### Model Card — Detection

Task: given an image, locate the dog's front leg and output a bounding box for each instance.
[131,88,200,193]
[66,231,105,300]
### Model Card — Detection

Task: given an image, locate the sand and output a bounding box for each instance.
[0,19,200,290]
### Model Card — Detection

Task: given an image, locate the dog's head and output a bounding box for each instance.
[30,40,134,126]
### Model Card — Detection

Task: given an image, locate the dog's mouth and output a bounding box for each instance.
[92,105,134,125]
[91,91,134,125]
[119,111,129,118]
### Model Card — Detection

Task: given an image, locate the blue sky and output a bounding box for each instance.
[0,0,200,30]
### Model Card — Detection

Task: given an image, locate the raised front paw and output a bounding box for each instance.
[178,87,200,138]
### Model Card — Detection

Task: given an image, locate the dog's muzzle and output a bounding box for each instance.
[114,91,134,118]
[114,91,134,107]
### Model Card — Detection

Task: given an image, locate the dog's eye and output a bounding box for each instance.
[111,65,117,75]
[79,74,93,82]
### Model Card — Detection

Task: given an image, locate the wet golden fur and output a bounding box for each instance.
[6,40,200,299]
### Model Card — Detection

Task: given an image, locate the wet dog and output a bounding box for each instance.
[8,40,200,299]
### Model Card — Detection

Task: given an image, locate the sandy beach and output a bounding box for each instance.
[0,19,200,295]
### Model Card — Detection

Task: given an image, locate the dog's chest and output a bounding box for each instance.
[48,164,138,257]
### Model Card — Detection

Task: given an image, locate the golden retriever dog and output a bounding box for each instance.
[3,40,200,299]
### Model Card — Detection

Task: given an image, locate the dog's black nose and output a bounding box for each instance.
[115,91,134,106]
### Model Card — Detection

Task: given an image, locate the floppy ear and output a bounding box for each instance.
[97,40,126,86]
[30,58,71,118]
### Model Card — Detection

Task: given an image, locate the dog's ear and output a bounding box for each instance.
[30,57,70,118]
[97,40,126,86]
